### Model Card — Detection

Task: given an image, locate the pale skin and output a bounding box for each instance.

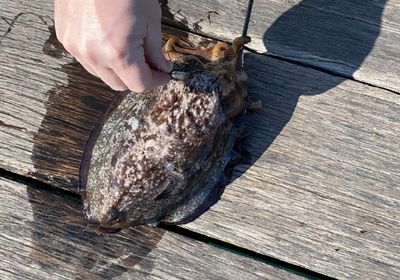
[54,0,172,92]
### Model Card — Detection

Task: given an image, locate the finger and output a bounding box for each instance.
[144,21,173,73]
[95,66,129,91]
[114,50,151,93]
[113,57,170,93]
[61,42,98,77]
[151,70,172,88]
[113,60,151,93]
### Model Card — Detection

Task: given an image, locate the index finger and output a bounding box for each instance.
[112,45,170,93]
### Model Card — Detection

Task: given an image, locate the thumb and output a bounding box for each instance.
[144,22,173,73]
[113,46,171,93]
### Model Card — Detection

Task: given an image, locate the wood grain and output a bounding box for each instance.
[0,4,116,187]
[0,177,303,280]
[184,53,400,279]
[161,0,400,93]
[1,1,400,279]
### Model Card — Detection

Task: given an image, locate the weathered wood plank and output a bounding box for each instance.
[0,177,301,280]
[0,3,116,187]
[1,1,400,279]
[162,0,400,93]
[184,53,400,279]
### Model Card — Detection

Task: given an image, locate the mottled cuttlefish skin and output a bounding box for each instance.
[81,35,254,230]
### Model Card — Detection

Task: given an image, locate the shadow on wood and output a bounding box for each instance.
[231,0,387,181]
[26,1,387,229]
[264,0,387,77]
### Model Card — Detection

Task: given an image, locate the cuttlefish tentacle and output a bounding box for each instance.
[81,33,263,229]
[163,35,251,65]
[225,36,262,118]
[210,36,252,118]
[163,35,235,62]
[163,35,196,61]
[164,34,258,118]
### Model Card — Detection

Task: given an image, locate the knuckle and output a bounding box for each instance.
[84,47,97,64]
[108,45,128,64]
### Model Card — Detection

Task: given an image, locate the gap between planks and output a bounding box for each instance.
[162,22,400,98]
[0,167,331,280]
[161,0,400,94]
[0,174,300,280]
[1,3,399,279]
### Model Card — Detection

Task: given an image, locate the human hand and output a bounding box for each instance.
[54,0,172,92]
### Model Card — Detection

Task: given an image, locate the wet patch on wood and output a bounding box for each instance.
[30,27,117,189]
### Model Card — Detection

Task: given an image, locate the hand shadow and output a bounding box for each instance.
[232,0,386,180]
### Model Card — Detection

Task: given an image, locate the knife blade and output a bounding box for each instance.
[170,0,255,78]
[237,0,255,69]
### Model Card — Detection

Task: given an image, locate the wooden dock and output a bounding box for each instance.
[1,0,399,279]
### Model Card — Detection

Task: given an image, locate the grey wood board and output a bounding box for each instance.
[0,177,302,280]
[162,0,400,93]
[1,1,400,279]
[0,4,116,187]
[184,52,400,279]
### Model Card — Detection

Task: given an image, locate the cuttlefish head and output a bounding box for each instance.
[163,35,252,118]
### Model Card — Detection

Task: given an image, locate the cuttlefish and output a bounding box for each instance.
[80,34,260,232]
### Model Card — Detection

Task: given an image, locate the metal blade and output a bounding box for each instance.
[237,0,255,69]
[242,0,255,38]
